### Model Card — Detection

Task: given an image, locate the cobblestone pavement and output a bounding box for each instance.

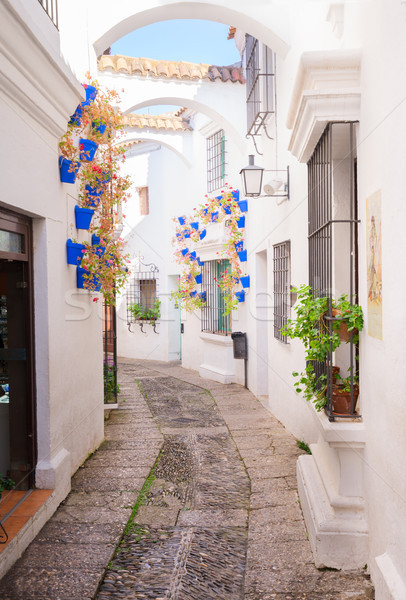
[0,359,374,599]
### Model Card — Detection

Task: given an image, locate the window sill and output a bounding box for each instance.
[200,332,233,346]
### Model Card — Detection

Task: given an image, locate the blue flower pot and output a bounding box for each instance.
[237,249,247,262]
[191,222,199,230]
[235,241,244,252]
[81,84,97,106]
[238,199,248,213]
[75,205,94,230]
[240,275,250,288]
[190,291,197,297]
[59,156,80,184]
[199,291,207,302]
[237,216,245,229]
[66,239,85,265]
[77,267,101,291]
[233,276,240,284]
[181,248,189,256]
[232,190,240,201]
[189,251,197,261]
[184,231,191,239]
[200,229,207,240]
[178,217,186,225]
[91,234,105,256]
[79,139,98,162]
[211,211,219,222]
[85,185,102,208]
[69,105,82,126]
[202,208,209,216]
[223,204,232,215]
[92,120,106,135]
[235,290,245,303]
[197,257,203,266]
[195,274,202,284]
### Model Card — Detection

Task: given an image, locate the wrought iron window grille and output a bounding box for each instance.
[37,0,58,28]
[201,259,231,335]
[308,121,360,421]
[126,256,159,334]
[245,35,275,148]
[207,130,227,193]
[273,241,291,342]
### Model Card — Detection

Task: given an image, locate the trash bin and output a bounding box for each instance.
[231,332,247,359]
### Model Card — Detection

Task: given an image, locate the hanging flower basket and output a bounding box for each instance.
[195,274,202,284]
[237,249,247,262]
[59,156,80,184]
[75,205,94,230]
[77,266,101,291]
[79,139,98,162]
[238,200,248,213]
[240,275,250,288]
[85,185,102,207]
[235,290,245,303]
[66,239,85,265]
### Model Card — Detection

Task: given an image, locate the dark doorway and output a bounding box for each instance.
[0,212,35,489]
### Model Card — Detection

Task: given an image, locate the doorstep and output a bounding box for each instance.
[0,489,54,579]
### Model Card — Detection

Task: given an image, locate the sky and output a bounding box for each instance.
[112,20,240,115]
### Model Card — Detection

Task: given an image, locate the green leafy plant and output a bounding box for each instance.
[0,474,15,495]
[104,359,120,403]
[129,298,161,322]
[281,284,364,411]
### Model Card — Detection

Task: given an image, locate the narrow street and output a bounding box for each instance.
[0,360,374,599]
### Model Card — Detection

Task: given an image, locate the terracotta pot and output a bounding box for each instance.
[332,309,354,342]
[332,384,359,414]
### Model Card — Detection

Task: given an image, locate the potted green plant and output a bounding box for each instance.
[129,298,161,322]
[281,285,364,412]
[0,474,15,500]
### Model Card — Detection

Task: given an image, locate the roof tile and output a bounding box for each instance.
[123,111,193,132]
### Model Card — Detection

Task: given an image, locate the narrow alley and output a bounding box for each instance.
[0,360,374,599]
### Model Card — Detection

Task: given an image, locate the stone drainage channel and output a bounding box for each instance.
[0,360,374,599]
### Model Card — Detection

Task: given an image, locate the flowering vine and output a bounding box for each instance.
[59,75,132,305]
[171,184,248,315]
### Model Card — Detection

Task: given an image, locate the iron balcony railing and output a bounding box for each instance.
[38,0,58,29]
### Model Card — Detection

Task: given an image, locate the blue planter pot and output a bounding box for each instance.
[200,229,207,240]
[202,208,209,216]
[66,239,85,265]
[184,231,191,239]
[190,291,197,297]
[59,156,80,184]
[195,274,202,284]
[197,257,203,266]
[91,234,105,256]
[240,275,250,288]
[85,185,102,207]
[233,276,240,284]
[92,120,106,135]
[79,139,98,162]
[178,216,186,225]
[238,199,248,213]
[190,222,199,230]
[237,216,245,229]
[235,290,245,303]
[189,251,197,261]
[199,291,207,302]
[223,204,232,215]
[235,241,244,252]
[69,105,82,126]
[232,190,240,201]
[75,205,94,230]
[211,211,219,222]
[237,249,247,262]
[77,267,101,291]
[181,248,189,257]
[81,84,97,106]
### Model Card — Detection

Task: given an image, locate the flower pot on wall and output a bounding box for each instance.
[232,190,240,201]
[191,222,199,230]
[199,291,207,302]
[238,199,248,213]
[235,241,244,252]
[92,120,106,135]
[235,290,245,303]
[59,156,80,184]
[237,249,247,262]
[237,216,245,229]
[200,229,207,240]
[178,217,186,225]
[211,211,219,222]
[332,384,359,414]
[85,185,102,207]
[181,248,189,257]
[195,274,202,284]
[92,234,105,256]
[332,308,356,342]
[81,84,97,106]
[66,239,85,265]
[189,251,197,261]
[77,266,101,291]
[223,205,232,215]
[79,139,98,162]
[69,105,82,126]
[75,205,94,230]
[240,275,250,288]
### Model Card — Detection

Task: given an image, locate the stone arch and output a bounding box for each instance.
[117,135,193,167]
[89,0,290,58]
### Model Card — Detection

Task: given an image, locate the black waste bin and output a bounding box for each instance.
[231,332,247,360]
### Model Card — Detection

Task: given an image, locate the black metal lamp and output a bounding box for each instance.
[240,155,264,197]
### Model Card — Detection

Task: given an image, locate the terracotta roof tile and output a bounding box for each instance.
[98,55,245,84]
[228,26,236,40]
[123,111,193,132]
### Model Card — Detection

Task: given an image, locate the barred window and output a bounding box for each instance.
[201,259,231,334]
[245,35,275,137]
[207,130,226,193]
[273,241,290,342]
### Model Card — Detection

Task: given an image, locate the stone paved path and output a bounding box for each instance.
[0,359,374,599]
